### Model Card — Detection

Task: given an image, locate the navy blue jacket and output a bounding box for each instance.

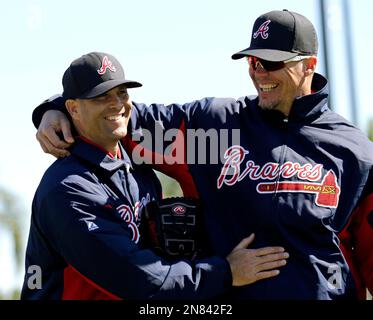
[128,73,373,299]
[32,73,373,299]
[21,138,231,300]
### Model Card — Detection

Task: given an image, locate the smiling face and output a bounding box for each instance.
[248,56,317,116]
[65,84,132,153]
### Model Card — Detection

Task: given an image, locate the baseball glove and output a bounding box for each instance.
[141,197,208,261]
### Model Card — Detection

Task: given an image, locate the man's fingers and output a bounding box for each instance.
[54,148,70,157]
[258,252,289,264]
[37,137,50,154]
[233,233,255,251]
[37,133,70,158]
[257,259,287,272]
[43,127,72,149]
[227,240,288,286]
[47,143,71,157]
[36,109,73,157]
[254,246,285,257]
[60,119,75,144]
[255,270,281,281]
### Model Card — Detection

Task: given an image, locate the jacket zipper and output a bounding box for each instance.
[121,165,136,209]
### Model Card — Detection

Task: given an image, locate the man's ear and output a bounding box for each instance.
[65,99,80,120]
[305,56,317,75]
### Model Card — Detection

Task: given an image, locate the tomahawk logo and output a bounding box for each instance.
[97,55,116,75]
[257,170,340,208]
[253,20,271,39]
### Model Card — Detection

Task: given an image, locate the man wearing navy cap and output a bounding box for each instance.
[22,52,289,299]
[32,9,373,299]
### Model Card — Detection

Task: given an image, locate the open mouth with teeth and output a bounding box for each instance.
[259,84,279,92]
[105,114,124,121]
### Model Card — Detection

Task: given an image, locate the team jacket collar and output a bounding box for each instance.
[70,138,133,172]
[287,73,329,123]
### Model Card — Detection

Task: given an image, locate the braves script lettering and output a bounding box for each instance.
[217,146,340,208]
[116,193,152,243]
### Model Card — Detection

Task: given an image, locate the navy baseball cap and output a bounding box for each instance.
[62,52,142,99]
[232,9,318,62]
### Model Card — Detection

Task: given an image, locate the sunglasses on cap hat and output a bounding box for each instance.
[248,55,312,72]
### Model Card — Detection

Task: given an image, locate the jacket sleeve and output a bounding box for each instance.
[125,99,216,197]
[32,95,214,130]
[130,99,213,134]
[339,188,373,298]
[32,94,67,129]
[35,180,232,300]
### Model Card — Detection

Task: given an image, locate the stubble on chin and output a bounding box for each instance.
[258,98,277,110]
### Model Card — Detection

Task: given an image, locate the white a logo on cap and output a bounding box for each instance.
[253,20,271,40]
[97,56,116,75]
